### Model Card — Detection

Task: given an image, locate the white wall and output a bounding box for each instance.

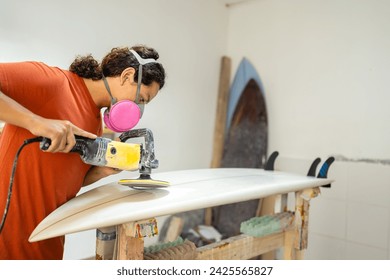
[0,0,228,259]
[227,0,390,259]
[227,0,390,160]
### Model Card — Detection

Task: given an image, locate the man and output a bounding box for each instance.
[0,45,166,259]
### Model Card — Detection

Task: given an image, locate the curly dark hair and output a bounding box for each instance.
[69,45,165,89]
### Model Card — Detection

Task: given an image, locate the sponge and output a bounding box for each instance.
[240,212,294,237]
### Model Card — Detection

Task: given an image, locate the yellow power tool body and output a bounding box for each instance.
[40,128,169,188]
[41,136,141,170]
[72,137,141,171]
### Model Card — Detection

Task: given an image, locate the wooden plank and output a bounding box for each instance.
[206,56,231,226]
[210,56,232,169]
[163,216,184,242]
[196,232,287,260]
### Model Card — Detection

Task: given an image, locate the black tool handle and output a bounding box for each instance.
[39,136,89,155]
[39,137,52,151]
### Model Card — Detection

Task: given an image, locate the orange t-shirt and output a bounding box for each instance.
[0,62,102,259]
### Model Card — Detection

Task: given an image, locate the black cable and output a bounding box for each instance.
[0,137,43,234]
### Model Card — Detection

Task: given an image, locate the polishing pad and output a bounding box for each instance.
[118,174,170,189]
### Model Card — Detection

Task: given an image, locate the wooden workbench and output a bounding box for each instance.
[100,187,320,260]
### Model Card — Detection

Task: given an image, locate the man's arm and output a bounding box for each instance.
[0,91,97,153]
[82,166,121,186]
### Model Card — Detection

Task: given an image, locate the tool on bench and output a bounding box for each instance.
[40,128,169,189]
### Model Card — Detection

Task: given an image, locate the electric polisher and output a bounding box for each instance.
[40,128,169,189]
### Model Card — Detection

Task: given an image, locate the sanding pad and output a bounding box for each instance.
[118,174,170,189]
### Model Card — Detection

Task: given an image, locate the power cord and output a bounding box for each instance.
[0,137,43,234]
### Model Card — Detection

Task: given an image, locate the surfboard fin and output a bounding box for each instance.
[307,157,321,177]
[265,151,279,171]
[317,156,335,188]
[118,174,170,189]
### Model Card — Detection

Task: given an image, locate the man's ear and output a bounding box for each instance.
[120,67,136,85]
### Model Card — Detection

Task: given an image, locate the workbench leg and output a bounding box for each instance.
[258,195,277,259]
[96,226,116,260]
[283,230,296,260]
[116,222,145,260]
[115,218,159,260]
[292,187,320,260]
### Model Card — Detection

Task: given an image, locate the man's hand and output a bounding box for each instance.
[29,116,97,153]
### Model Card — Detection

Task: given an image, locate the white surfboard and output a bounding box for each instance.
[29,168,333,242]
